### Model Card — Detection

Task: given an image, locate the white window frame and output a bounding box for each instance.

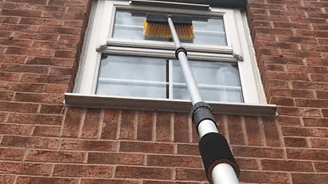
[66,0,277,116]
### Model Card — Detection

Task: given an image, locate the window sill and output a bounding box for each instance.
[65,93,277,117]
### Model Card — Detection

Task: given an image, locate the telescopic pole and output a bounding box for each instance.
[167,16,240,184]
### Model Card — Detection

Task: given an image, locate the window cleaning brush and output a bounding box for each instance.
[143,14,194,40]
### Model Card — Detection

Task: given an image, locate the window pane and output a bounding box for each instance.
[173,85,243,103]
[172,60,241,86]
[97,81,166,98]
[96,55,167,98]
[112,9,227,46]
[98,55,166,81]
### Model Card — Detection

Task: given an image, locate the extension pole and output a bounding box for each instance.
[167,17,240,184]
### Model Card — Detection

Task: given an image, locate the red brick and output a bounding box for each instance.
[177,144,198,155]
[0,112,8,122]
[13,32,59,41]
[16,177,78,184]
[270,89,315,98]
[0,39,32,47]
[115,166,173,180]
[322,109,328,117]
[1,83,44,93]
[0,55,26,64]
[227,115,245,145]
[81,179,140,184]
[6,0,48,4]
[270,97,295,106]
[20,18,63,26]
[0,91,14,101]
[40,104,65,114]
[5,47,53,57]
[0,72,22,82]
[62,107,84,138]
[120,110,137,140]
[147,155,202,168]
[156,112,172,142]
[0,124,32,135]
[283,126,328,138]
[239,171,288,183]
[7,114,63,125]
[21,74,71,84]
[296,99,328,108]
[311,74,328,82]
[61,139,117,152]
[245,116,263,146]
[101,109,119,139]
[14,93,63,103]
[143,181,199,184]
[235,158,258,170]
[314,162,328,172]
[120,141,174,154]
[0,162,51,175]
[25,150,84,163]
[88,153,144,165]
[33,126,61,137]
[232,146,284,158]
[0,147,24,160]
[278,116,301,126]
[175,168,206,181]
[284,137,308,147]
[299,108,321,117]
[1,135,59,149]
[53,164,114,177]
[303,118,328,127]
[49,67,73,75]
[310,138,328,148]
[81,108,101,138]
[37,26,81,35]
[287,148,328,161]
[0,175,13,184]
[262,117,282,147]
[292,173,328,184]
[26,57,74,67]
[43,84,69,93]
[277,107,299,116]
[137,111,153,141]
[261,159,313,172]
[174,113,189,143]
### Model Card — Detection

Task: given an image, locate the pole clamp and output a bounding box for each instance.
[199,132,240,184]
[175,46,187,59]
[191,101,217,133]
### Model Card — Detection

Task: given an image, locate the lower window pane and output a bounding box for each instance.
[97,82,166,98]
[173,85,243,103]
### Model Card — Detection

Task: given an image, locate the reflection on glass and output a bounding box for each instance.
[172,60,241,86]
[97,82,166,98]
[173,85,243,103]
[98,55,166,81]
[112,9,227,46]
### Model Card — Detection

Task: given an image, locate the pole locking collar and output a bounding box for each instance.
[175,47,187,59]
[191,101,217,133]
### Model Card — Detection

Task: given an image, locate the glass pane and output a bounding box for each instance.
[97,81,166,98]
[112,9,227,46]
[173,85,243,103]
[98,55,166,82]
[172,60,241,86]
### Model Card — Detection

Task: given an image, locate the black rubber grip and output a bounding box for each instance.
[199,132,240,183]
[175,47,187,59]
[191,102,216,131]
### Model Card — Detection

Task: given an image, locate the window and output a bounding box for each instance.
[66,0,276,116]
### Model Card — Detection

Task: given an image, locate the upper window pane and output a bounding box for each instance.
[112,9,227,46]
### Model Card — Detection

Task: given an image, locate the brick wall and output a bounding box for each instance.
[0,0,327,184]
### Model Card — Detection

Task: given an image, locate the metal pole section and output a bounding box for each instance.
[167,17,240,184]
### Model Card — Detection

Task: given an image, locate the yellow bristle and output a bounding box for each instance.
[143,21,194,40]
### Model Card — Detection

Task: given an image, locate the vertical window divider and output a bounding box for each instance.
[169,59,173,99]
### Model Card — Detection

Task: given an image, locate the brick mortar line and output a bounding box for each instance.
[77,108,86,138]
[59,107,68,137]
[258,117,267,147]
[11,175,17,184]
[152,111,156,142]
[96,109,104,140]
[170,113,174,142]
[134,111,138,140]
[241,116,248,145]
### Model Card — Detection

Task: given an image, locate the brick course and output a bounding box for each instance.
[0,0,328,183]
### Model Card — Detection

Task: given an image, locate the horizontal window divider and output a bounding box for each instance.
[101,46,238,62]
[65,93,277,117]
[106,39,234,54]
[98,78,168,85]
[173,82,242,90]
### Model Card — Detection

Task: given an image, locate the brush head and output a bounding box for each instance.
[144,14,194,40]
